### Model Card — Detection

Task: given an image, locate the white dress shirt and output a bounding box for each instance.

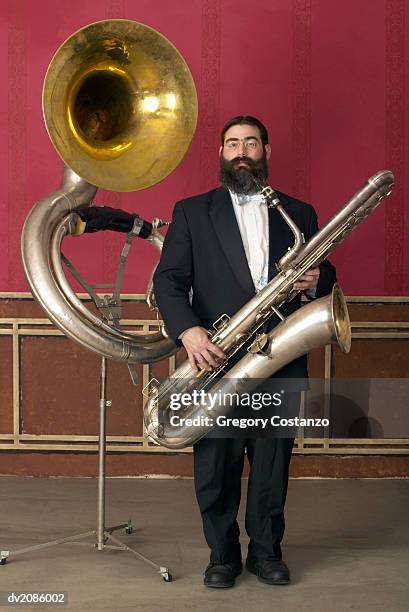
[229,190,269,291]
[230,189,316,298]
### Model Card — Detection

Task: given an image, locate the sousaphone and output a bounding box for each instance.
[21,19,198,363]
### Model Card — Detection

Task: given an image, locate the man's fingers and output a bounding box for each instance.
[194,353,212,371]
[298,268,320,280]
[187,351,198,372]
[182,327,226,371]
[201,349,218,368]
[293,266,320,290]
[298,273,318,282]
[193,351,214,370]
[293,281,316,290]
[206,340,226,359]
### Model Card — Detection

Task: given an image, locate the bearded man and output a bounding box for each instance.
[153,116,336,588]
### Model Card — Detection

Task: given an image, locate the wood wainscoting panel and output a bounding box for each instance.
[334,339,409,378]
[20,335,145,438]
[1,294,408,476]
[0,335,13,434]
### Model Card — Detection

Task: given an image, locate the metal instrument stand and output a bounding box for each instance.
[1,230,172,582]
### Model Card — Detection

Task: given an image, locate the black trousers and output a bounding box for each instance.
[193,393,299,564]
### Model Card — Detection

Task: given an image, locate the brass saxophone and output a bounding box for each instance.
[143,170,394,448]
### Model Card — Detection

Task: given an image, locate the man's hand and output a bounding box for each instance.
[292,267,320,292]
[181,326,226,372]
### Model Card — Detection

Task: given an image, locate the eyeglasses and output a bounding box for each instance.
[224,138,260,151]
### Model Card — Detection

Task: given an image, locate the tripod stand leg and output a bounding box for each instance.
[97,356,108,550]
[106,533,173,582]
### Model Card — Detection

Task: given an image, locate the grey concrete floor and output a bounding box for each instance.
[0,477,408,612]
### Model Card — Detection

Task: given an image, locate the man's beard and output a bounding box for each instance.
[219,152,268,195]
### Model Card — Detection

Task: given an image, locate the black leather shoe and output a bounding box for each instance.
[246,558,290,585]
[203,561,243,588]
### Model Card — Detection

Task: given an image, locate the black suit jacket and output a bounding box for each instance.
[153,186,336,381]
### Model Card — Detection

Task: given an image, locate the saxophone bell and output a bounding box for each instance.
[144,284,351,449]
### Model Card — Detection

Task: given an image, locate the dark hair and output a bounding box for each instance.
[220,115,269,146]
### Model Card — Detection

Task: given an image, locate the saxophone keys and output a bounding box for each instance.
[248,333,272,358]
[142,377,160,398]
[212,313,230,331]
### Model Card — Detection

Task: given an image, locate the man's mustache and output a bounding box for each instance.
[226,156,256,168]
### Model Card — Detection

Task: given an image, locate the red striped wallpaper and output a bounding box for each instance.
[0,0,407,295]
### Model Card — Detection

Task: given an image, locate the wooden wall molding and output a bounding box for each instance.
[1,295,409,478]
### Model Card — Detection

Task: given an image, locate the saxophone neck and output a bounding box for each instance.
[260,183,305,270]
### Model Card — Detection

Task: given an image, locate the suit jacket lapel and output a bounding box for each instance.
[209,187,255,297]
